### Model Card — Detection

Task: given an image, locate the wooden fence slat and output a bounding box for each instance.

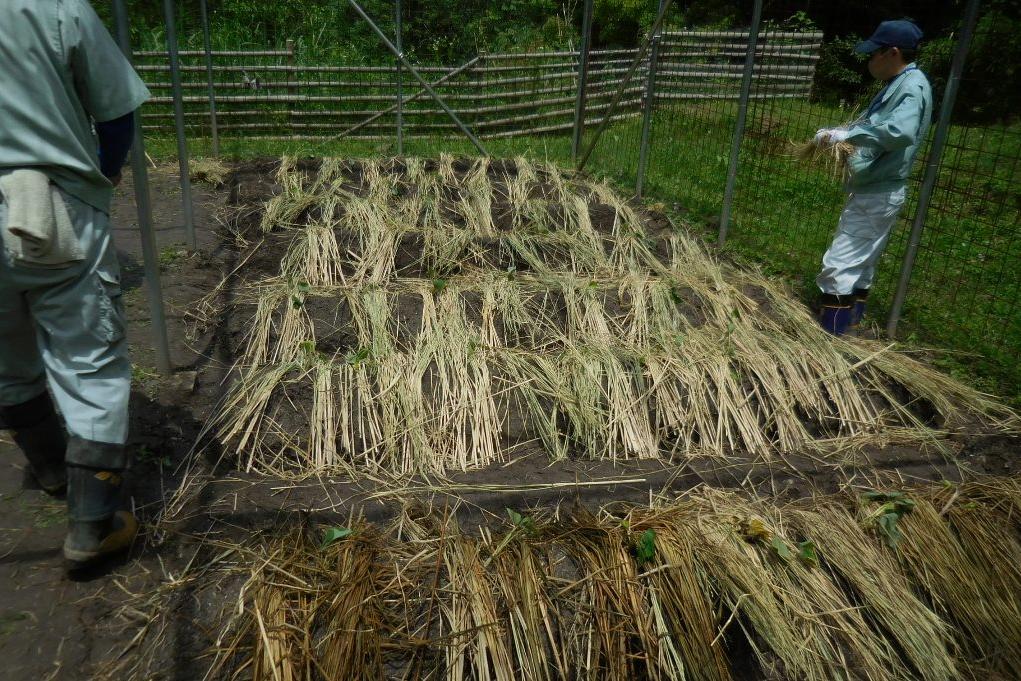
[661,30,823,39]
[137,29,821,139]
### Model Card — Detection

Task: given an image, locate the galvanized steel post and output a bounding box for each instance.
[571,0,594,164]
[886,0,981,338]
[199,0,219,156]
[636,0,668,197]
[717,0,762,247]
[395,0,404,155]
[346,0,489,155]
[111,0,172,375]
[575,0,673,172]
[162,0,197,249]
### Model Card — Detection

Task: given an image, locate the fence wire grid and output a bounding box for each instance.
[115,0,1021,402]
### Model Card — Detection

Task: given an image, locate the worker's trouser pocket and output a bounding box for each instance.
[94,265,125,345]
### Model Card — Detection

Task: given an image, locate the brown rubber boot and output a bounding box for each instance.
[63,509,138,569]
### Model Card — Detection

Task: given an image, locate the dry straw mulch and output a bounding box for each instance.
[200,155,1017,478]
[107,477,1021,680]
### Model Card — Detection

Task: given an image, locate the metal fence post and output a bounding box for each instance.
[717,0,762,247]
[576,0,673,171]
[162,0,197,250]
[286,39,297,141]
[886,0,982,338]
[395,0,404,155]
[636,0,667,197]
[199,0,219,156]
[111,0,172,375]
[571,0,594,164]
[346,0,489,155]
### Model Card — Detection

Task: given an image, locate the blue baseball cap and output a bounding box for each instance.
[855,20,923,54]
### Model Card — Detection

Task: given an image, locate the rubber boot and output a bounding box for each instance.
[817,293,853,336]
[0,392,67,495]
[63,437,137,571]
[849,288,869,329]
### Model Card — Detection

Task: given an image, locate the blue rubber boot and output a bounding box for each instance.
[818,294,853,336]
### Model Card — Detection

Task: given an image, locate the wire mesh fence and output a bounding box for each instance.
[115,0,1020,401]
[869,14,1021,390]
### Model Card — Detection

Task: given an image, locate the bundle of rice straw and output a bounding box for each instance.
[189,157,231,187]
[791,131,855,181]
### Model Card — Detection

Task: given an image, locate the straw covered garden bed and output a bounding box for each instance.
[110,478,1021,680]
[86,156,1021,681]
[197,155,1016,479]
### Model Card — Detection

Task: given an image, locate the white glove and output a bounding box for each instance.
[814,128,849,146]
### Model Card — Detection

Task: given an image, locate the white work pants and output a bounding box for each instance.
[0,179,130,445]
[816,187,906,296]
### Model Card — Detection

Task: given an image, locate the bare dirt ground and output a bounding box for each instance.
[0,163,1018,680]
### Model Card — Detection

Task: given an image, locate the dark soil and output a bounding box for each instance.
[0,161,1018,680]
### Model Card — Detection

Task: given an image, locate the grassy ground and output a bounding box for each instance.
[144,99,1020,404]
[635,98,1021,405]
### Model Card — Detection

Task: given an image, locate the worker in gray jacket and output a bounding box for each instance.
[814,19,933,335]
[0,0,150,570]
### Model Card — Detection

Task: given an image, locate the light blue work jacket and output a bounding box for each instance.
[845,64,933,193]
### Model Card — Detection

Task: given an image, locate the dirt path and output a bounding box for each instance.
[0,166,224,680]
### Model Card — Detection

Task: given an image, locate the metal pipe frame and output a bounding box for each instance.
[636,0,668,197]
[162,0,197,249]
[575,0,674,172]
[395,0,404,155]
[717,0,762,247]
[886,0,982,337]
[346,0,488,156]
[328,56,482,142]
[111,0,173,375]
[571,0,594,164]
[199,0,220,156]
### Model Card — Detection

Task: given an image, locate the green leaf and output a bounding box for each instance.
[877,512,903,549]
[345,346,371,367]
[291,295,304,309]
[797,540,819,568]
[635,529,657,565]
[432,277,448,294]
[299,340,316,355]
[770,535,793,560]
[864,490,915,549]
[321,526,352,549]
[296,281,311,293]
[893,498,916,514]
[506,508,535,535]
[863,490,906,503]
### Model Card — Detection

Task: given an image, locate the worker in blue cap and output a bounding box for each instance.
[813,19,933,335]
[0,0,150,571]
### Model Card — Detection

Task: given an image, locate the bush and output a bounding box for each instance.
[812,36,868,105]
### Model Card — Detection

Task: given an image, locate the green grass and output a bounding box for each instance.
[19,498,65,529]
[142,99,1021,405]
[0,612,29,637]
